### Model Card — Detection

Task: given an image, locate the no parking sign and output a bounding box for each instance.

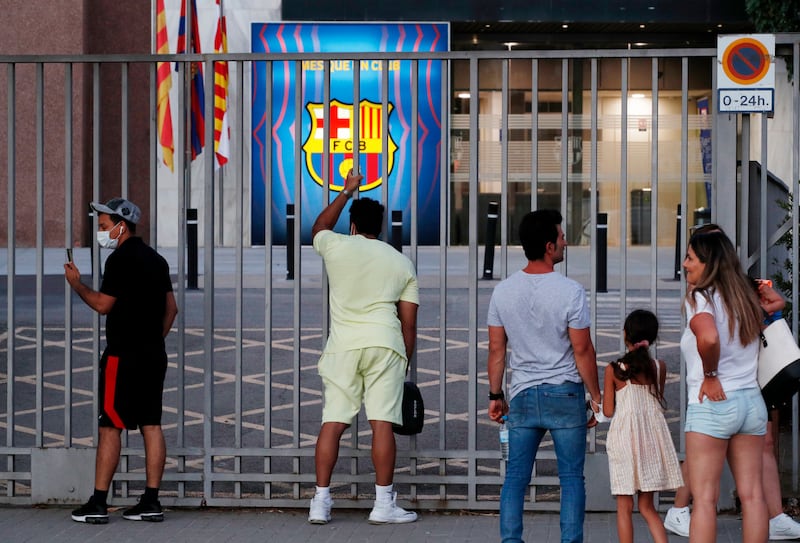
[717,34,775,113]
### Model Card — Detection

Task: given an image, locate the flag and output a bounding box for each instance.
[177,0,205,160]
[155,0,174,171]
[213,0,230,168]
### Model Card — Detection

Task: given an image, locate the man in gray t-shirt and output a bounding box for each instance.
[487,209,601,543]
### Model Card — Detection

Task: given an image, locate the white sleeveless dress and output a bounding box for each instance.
[606,361,684,495]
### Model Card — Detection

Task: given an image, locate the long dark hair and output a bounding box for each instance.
[611,309,665,407]
[685,230,763,345]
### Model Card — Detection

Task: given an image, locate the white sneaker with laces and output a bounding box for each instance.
[308,495,332,524]
[663,506,690,538]
[368,492,418,524]
[770,513,800,540]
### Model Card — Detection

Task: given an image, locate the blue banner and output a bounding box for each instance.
[251,22,449,244]
[697,96,712,209]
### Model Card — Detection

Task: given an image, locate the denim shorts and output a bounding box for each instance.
[684,387,767,439]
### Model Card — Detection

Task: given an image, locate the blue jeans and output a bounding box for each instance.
[499,382,587,543]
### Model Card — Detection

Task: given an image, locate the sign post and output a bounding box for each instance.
[717,34,775,113]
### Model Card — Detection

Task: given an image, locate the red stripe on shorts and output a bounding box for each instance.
[104,355,125,428]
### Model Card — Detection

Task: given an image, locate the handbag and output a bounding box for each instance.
[392,381,425,435]
[758,318,800,409]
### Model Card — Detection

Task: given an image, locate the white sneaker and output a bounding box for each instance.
[368,492,418,524]
[308,495,332,524]
[664,506,690,538]
[770,513,800,540]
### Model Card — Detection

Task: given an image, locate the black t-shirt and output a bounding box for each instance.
[100,237,173,354]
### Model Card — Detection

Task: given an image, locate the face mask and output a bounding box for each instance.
[96,223,123,249]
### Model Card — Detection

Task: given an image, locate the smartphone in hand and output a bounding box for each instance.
[66,248,73,263]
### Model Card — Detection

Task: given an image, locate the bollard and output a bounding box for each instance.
[674,204,682,280]
[187,208,198,290]
[391,210,403,252]
[596,213,608,293]
[286,204,295,280]
[482,201,499,280]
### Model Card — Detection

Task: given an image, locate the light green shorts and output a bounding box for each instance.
[318,347,407,425]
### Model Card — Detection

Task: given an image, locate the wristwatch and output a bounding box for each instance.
[488,390,505,401]
[342,188,352,198]
[704,369,718,378]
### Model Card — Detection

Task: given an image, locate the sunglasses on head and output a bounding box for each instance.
[689,223,722,235]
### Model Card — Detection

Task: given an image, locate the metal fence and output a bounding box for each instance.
[1,40,799,510]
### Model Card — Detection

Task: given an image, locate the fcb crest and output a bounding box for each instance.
[303,99,398,192]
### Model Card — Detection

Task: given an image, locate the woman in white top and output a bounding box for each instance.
[680,229,768,543]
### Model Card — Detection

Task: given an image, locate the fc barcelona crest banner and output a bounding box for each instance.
[251,22,449,244]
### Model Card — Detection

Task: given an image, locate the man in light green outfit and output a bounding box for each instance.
[308,169,419,525]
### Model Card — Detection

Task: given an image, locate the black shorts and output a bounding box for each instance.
[98,349,168,430]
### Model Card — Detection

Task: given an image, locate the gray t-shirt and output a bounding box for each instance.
[487,270,591,400]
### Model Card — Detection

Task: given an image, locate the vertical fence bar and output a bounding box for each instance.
[531,59,539,211]
[173,57,191,499]
[793,40,800,491]
[531,58,539,210]
[263,59,274,499]
[560,58,569,253]
[381,60,389,239]
[64,63,74,445]
[619,58,628,350]
[467,56,479,506]
[233,57,244,499]
[500,59,508,278]
[321,60,330,352]
[35,62,44,448]
[679,57,689,453]
[121,62,129,198]
[6,63,16,490]
[650,58,659,315]
[759,113,767,278]
[203,58,216,501]
[408,58,419,499]
[119,60,130,496]
[588,57,599,452]
[410,59,418,259]
[92,62,102,441]
[150,62,158,246]
[292,59,302,499]
[438,58,449,500]
[741,114,750,258]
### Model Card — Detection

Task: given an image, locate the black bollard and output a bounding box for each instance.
[596,213,608,293]
[482,201,499,280]
[391,210,403,252]
[286,204,295,280]
[187,208,198,290]
[674,204,682,281]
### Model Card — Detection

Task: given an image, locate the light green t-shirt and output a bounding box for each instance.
[313,230,419,356]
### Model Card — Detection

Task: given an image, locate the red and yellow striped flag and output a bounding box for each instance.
[156,0,175,171]
[213,0,230,168]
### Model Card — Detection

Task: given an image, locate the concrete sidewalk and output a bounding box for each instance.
[0,506,745,543]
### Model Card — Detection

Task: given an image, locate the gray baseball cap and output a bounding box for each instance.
[90,198,141,224]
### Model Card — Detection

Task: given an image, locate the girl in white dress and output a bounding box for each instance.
[603,309,683,543]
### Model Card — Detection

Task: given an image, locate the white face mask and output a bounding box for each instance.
[96,223,123,249]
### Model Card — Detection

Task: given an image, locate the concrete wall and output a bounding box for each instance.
[0,0,149,247]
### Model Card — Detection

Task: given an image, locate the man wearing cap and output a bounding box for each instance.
[65,198,178,524]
